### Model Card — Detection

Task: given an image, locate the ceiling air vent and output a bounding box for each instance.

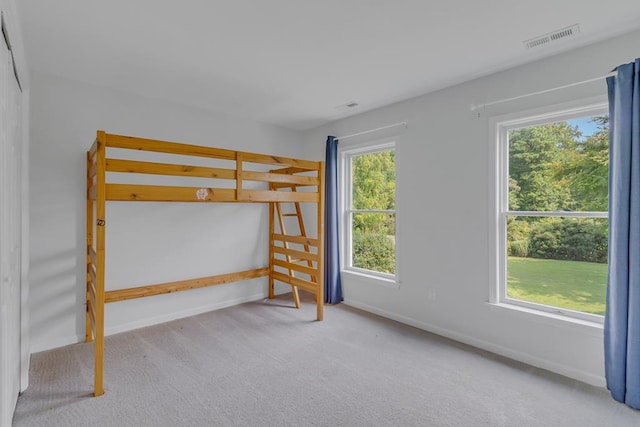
[523,24,580,49]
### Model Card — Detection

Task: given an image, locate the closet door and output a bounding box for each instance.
[0,33,22,426]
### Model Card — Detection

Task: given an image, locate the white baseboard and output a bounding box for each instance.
[30,334,84,354]
[104,291,275,336]
[343,299,606,387]
[31,286,291,353]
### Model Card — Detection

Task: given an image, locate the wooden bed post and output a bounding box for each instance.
[94,130,107,396]
[317,162,326,321]
[268,196,275,299]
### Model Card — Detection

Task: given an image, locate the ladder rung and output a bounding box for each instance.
[282,213,298,217]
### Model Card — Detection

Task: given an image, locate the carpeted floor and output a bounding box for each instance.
[13,293,640,426]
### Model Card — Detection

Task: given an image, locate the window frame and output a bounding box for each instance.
[491,100,608,324]
[339,138,398,285]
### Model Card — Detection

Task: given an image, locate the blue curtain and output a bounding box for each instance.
[324,136,343,304]
[605,58,640,408]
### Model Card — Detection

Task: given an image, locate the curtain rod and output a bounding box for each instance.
[335,121,408,141]
[470,72,617,111]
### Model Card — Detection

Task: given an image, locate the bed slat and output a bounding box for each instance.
[89,265,97,287]
[272,246,318,261]
[241,152,319,170]
[241,171,318,185]
[89,140,98,159]
[106,159,237,179]
[106,134,237,160]
[88,303,95,337]
[105,268,269,303]
[270,166,313,175]
[106,184,236,202]
[272,233,318,247]
[271,271,318,294]
[89,162,97,178]
[270,182,317,189]
[89,283,97,314]
[89,247,97,267]
[241,190,318,203]
[272,259,317,276]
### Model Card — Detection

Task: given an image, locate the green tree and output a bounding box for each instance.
[564,116,609,211]
[509,122,579,211]
[506,116,609,264]
[352,150,395,234]
[351,149,396,274]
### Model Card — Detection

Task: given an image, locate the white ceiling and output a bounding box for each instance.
[16,1,640,130]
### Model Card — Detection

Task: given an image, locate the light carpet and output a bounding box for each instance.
[13,293,640,426]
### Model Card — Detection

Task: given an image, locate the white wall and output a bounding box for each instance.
[303,29,640,386]
[0,1,29,425]
[29,73,304,352]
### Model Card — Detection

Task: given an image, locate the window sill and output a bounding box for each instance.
[486,301,603,335]
[342,269,399,289]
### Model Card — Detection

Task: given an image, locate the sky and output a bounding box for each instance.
[567,117,601,140]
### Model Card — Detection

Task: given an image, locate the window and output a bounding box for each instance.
[341,140,397,282]
[495,103,608,322]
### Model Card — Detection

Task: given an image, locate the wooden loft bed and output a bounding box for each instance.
[86,130,325,397]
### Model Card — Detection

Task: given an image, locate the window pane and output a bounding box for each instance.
[508,116,608,212]
[506,216,608,315]
[352,212,395,274]
[352,150,395,210]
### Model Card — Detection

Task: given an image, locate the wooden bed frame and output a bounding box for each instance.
[86,130,325,396]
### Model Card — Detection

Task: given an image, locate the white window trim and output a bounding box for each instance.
[339,137,399,286]
[489,97,608,324]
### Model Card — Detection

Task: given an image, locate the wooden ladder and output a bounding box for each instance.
[271,185,318,308]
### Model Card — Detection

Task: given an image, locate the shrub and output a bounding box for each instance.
[509,239,530,257]
[526,218,607,263]
[529,229,559,259]
[352,232,395,274]
[507,218,531,257]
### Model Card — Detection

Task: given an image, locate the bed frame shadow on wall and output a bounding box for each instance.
[86,130,325,397]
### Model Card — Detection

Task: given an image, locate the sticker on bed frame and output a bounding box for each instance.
[196,188,208,200]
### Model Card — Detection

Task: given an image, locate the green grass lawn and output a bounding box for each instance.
[507,256,607,315]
